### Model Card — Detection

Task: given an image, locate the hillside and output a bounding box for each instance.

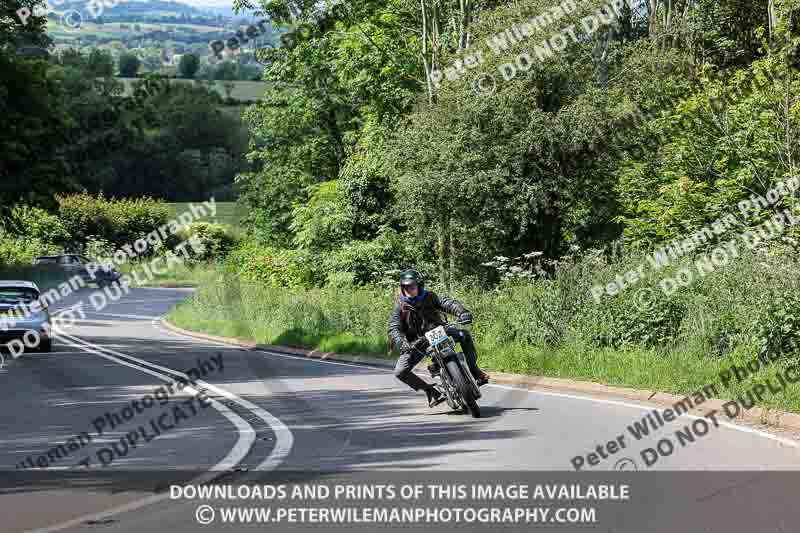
[44,0,277,80]
[117,77,267,101]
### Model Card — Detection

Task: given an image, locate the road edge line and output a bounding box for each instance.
[159,318,800,440]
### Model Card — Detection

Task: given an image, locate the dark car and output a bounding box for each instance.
[33,255,122,288]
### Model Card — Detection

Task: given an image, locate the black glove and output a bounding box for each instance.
[459,312,473,324]
[399,339,412,353]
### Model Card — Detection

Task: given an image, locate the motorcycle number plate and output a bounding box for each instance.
[425,326,448,347]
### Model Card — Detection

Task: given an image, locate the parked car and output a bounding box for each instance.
[33,255,122,288]
[0,281,52,353]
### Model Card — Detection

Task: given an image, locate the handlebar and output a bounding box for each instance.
[408,318,473,351]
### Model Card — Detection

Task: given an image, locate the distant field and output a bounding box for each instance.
[118,78,267,102]
[88,22,225,33]
[47,17,227,35]
[170,201,244,227]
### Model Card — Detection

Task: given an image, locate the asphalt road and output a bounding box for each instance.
[2,287,800,533]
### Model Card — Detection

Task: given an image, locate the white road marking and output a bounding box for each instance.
[53,326,294,471]
[26,316,294,533]
[157,314,800,449]
[24,332,254,533]
[70,312,157,320]
[53,332,256,470]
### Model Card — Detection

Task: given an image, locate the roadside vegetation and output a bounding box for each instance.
[4,0,800,414]
[0,194,236,288]
[169,0,800,414]
[169,244,800,413]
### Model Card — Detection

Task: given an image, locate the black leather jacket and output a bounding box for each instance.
[387,291,467,351]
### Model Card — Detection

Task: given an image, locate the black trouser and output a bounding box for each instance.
[394,327,481,392]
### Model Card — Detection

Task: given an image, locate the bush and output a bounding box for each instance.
[3,204,69,246]
[81,236,116,262]
[226,241,322,288]
[175,222,238,262]
[0,205,66,265]
[56,192,173,250]
[753,293,800,361]
[0,233,60,265]
[321,227,411,286]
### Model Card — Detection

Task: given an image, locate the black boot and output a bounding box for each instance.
[474,370,490,387]
[425,385,445,408]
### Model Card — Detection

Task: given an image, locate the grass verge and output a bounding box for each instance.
[118,261,220,288]
[167,258,800,415]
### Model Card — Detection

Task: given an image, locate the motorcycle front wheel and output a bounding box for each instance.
[446,360,480,418]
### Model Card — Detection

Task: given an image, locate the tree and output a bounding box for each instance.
[87,49,114,77]
[0,0,50,50]
[222,80,235,100]
[118,52,141,77]
[178,53,200,78]
[214,60,238,80]
[235,0,421,244]
[0,0,71,213]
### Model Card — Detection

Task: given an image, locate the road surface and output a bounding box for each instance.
[1,287,799,532]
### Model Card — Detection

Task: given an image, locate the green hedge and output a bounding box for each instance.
[225,241,323,288]
[56,192,173,250]
[0,205,68,265]
[175,222,239,262]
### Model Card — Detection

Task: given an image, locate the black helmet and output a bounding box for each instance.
[399,269,424,293]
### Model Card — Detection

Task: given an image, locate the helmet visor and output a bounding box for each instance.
[400,280,418,292]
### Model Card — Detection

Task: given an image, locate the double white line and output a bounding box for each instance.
[51,320,294,471]
[25,315,294,533]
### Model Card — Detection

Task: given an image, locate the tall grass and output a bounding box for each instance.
[118,260,222,288]
[168,246,800,413]
[169,202,244,228]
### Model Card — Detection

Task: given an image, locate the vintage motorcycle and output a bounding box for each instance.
[412,319,482,418]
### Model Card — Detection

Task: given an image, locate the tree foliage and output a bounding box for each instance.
[4,0,800,287]
[178,53,200,79]
[118,52,141,77]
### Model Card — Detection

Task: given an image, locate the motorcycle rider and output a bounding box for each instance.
[388,270,490,407]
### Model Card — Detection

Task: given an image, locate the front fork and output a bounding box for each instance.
[430,353,458,409]
[457,351,482,399]
[434,351,482,402]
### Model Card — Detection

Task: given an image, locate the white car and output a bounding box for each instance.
[0,281,52,353]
